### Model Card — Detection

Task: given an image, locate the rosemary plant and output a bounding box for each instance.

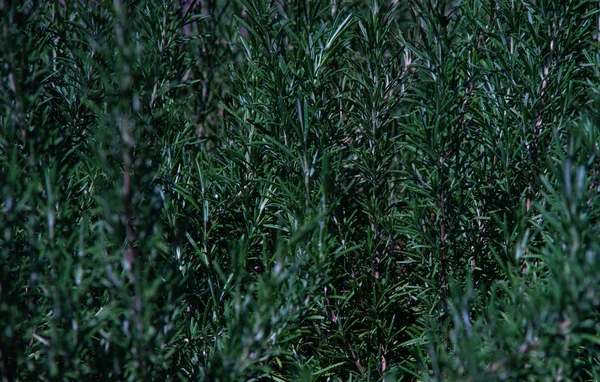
[1,0,599,380]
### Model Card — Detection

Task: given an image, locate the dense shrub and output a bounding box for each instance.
[1,0,599,380]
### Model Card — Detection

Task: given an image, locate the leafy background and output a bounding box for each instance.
[1,0,600,380]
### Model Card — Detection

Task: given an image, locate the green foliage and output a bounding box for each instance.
[1,0,599,380]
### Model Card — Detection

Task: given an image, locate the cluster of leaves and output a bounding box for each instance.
[1,0,599,380]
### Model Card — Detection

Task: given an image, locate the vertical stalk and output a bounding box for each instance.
[114,0,143,373]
